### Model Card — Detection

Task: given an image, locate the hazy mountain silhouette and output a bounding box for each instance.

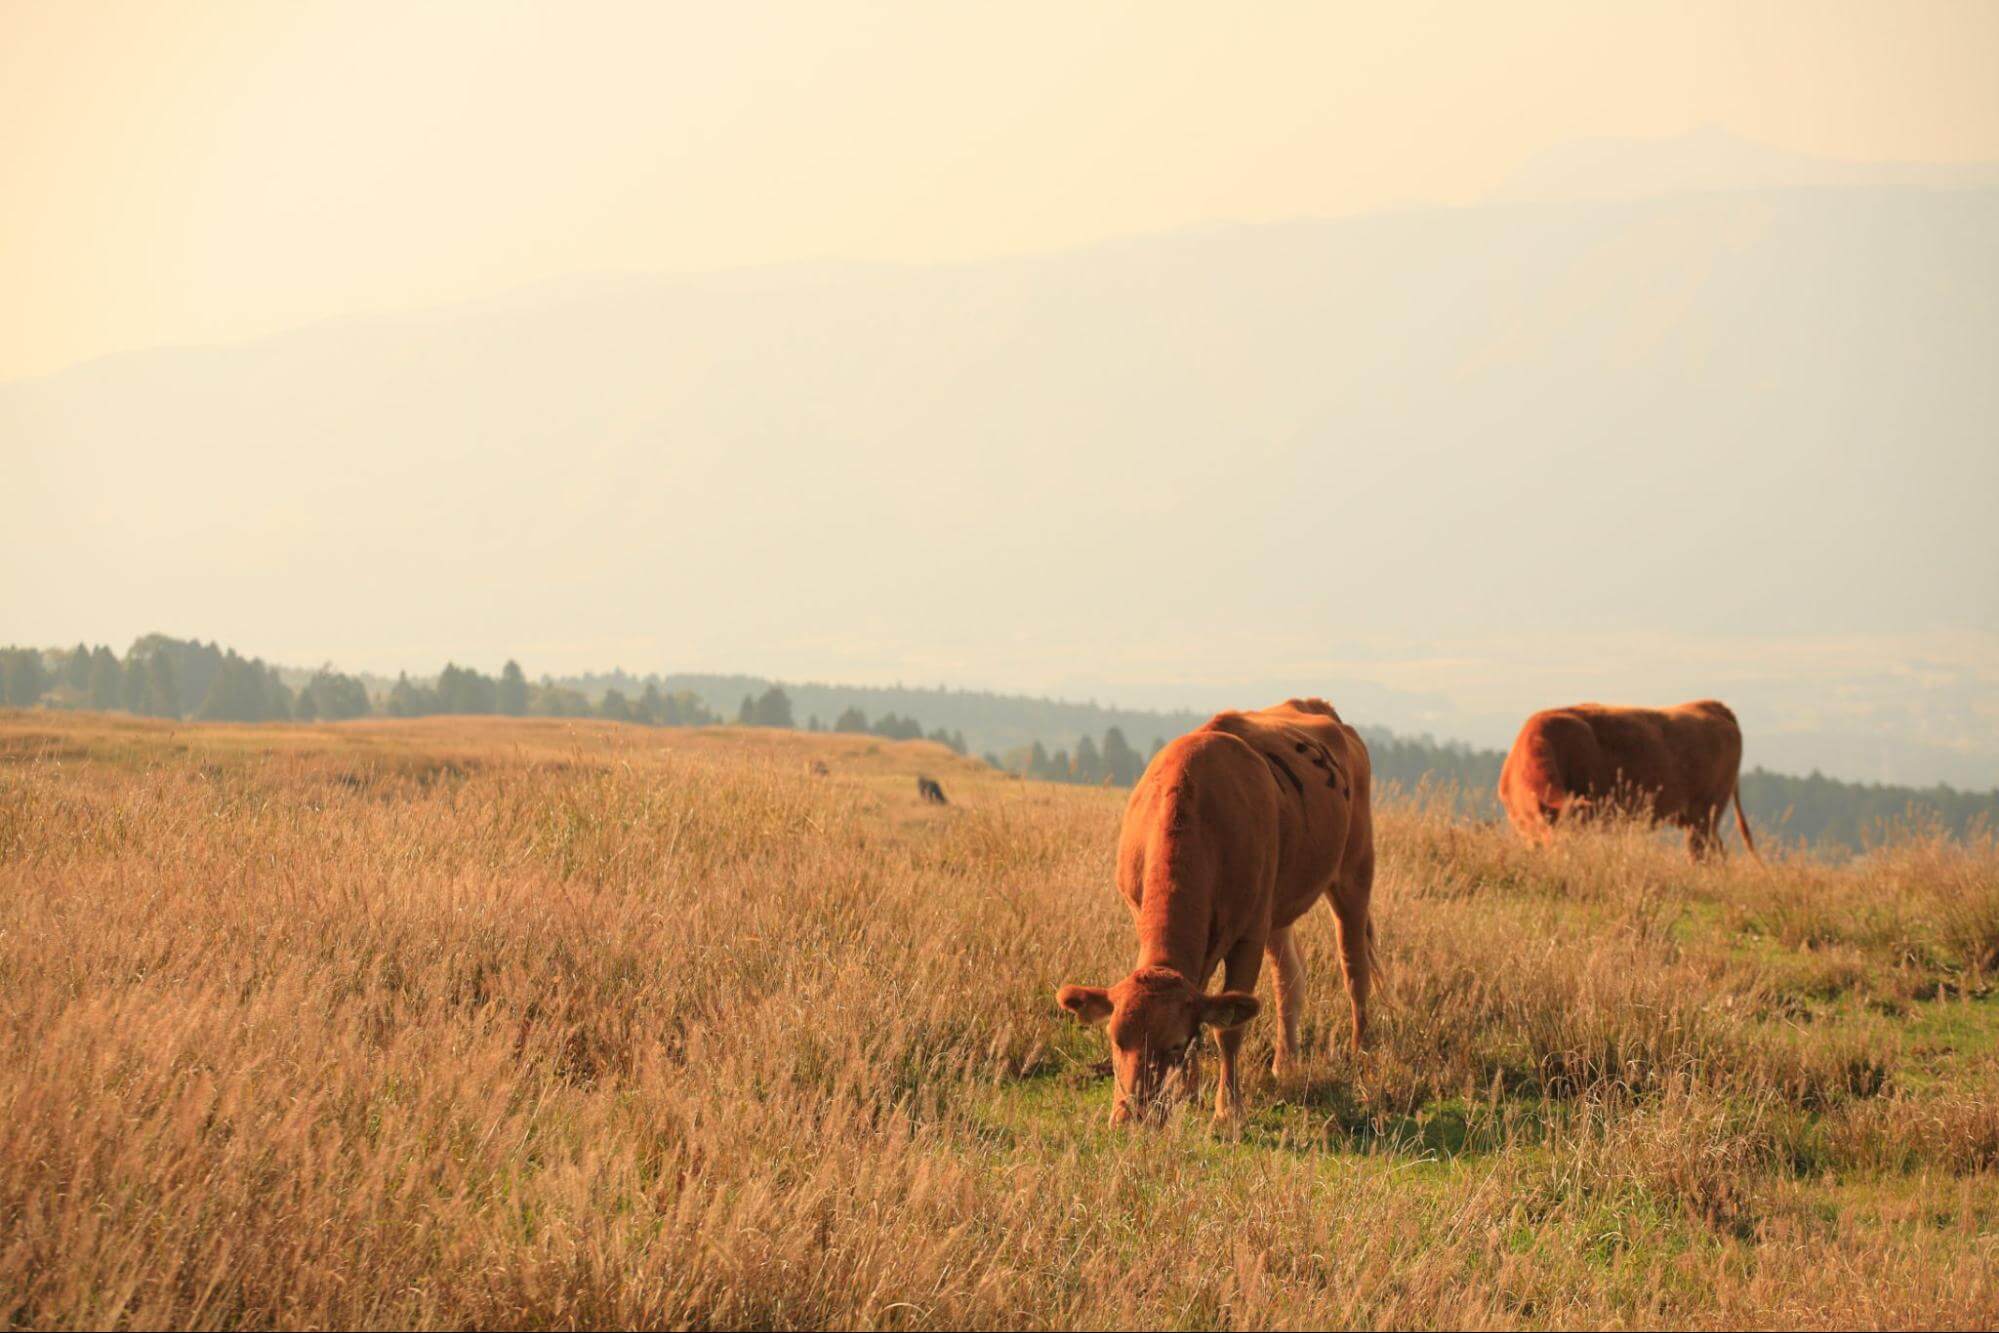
[1496,126,1999,203]
[5,134,1995,786]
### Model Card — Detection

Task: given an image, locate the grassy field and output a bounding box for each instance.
[0,710,1995,1329]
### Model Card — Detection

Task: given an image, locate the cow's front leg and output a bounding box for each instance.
[1211,939,1263,1128]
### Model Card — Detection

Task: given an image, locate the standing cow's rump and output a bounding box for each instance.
[1497,698,1757,860]
[1055,698,1375,1128]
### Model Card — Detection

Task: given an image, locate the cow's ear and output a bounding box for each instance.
[1197,991,1260,1030]
[1056,985,1114,1026]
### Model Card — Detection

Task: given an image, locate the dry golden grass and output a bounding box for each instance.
[0,709,1995,1329]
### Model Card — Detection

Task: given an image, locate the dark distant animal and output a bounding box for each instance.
[809,760,830,777]
[1497,699,1757,860]
[917,776,948,805]
[1056,698,1374,1128]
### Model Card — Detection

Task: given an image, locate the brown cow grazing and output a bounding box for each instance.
[1056,698,1375,1128]
[1497,699,1757,860]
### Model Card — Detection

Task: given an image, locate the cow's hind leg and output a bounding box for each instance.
[1331,894,1373,1057]
[1686,805,1724,862]
[1211,938,1263,1127]
[1266,926,1306,1078]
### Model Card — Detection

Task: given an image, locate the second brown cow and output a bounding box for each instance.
[1497,699,1757,860]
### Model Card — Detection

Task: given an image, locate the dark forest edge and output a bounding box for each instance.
[2,635,1992,851]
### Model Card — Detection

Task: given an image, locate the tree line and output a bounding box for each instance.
[4,635,1993,849]
[0,637,725,730]
[380,660,720,727]
[994,725,1505,793]
[3,635,306,723]
[798,702,969,756]
[630,672,1212,762]
[0,640,974,747]
[997,728,1155,786]
[1,638,983,758]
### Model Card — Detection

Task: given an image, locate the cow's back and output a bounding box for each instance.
[1567,705,1677,805]
[1198,699,1371,930]
[1656,700,1745,810]
[1116,698,1371,963]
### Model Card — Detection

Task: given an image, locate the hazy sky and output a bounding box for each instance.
[6,0,1999,381]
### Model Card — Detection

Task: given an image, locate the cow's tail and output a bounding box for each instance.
[1364,915,1391,1003]
[1731,781,1761,862]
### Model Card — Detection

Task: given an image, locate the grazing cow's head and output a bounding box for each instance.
[1056,966,1259,1126]
[1556,794,1598,828]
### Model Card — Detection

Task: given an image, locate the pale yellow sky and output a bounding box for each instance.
[4,0,1998,381]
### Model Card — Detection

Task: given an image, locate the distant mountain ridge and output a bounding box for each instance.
[1495,126,1999,204]
[6,132,1995,787]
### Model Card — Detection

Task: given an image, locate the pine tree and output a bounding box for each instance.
[1074,735,1103,784]
[302,668,370,720]
[196,653,250,720]
[174,640,224,718]
[1102,726,1141,785]
[670,692,716,726]
[872,712,921,741]
[530,682,591,717]
[265,669,293,720]
[387,672,436,717]
[62,643,91,690]
[123,654,148,712]
[435,664,497,714]
[752,687,794,728]
[142,655,180,718]
[1029,741,1050,779]
[196,651,289,722]
[87,649,123,710]
[498,660,528,716]
[0,649,46,707]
